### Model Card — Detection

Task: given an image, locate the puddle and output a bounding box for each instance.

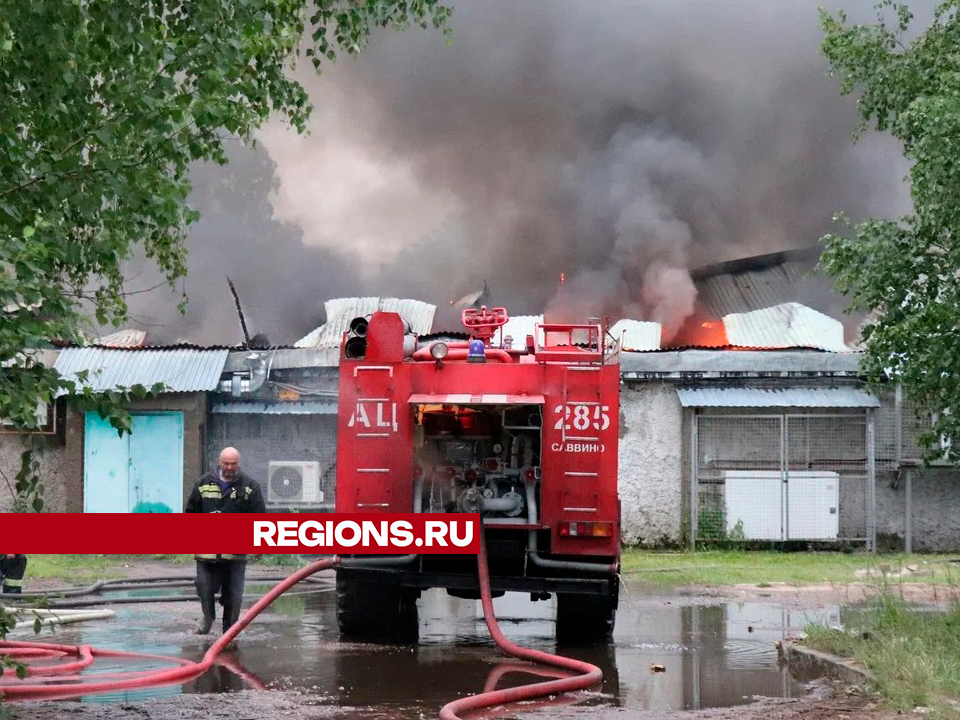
[12,579,828,714]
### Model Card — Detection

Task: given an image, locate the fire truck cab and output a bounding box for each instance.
[335,307,620,641]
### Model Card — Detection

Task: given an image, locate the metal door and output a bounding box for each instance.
[129,413,183,513]
[83,412,131,512]
[83,411,183,513]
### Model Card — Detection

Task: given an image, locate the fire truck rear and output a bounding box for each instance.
[335,307,620,641]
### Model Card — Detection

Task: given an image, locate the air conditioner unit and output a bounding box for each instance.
[267,461,323,506]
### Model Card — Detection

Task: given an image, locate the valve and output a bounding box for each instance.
[461,306,509,346]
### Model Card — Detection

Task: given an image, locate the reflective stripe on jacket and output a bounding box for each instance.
[184,470,265,562]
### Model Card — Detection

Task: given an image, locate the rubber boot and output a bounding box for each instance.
[195,616,214,635]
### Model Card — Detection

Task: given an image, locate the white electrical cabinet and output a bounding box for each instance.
[723,470,783,540]
[723,470,839,541]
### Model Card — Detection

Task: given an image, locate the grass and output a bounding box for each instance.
[620,549,960,586]
[21,555,188,581]
[20,549,960,587]
[806,592,960,717]
[22,553,302,581]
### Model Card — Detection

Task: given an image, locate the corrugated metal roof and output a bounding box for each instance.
[723,303,851,352]
[609,319,661,352]
[54,347,228,393]
[693,247,821,317]
[677,386,880,408]
[295,297,436,348]
[211,401,337,414]
[494,315,543,347]
[94,329,147,348]
[696,261,810,317]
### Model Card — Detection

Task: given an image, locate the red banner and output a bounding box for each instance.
[1,513,482,554]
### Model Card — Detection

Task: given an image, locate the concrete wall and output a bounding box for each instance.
[619,382,684,547]
[876,467,960,552]
[0,405,83,513]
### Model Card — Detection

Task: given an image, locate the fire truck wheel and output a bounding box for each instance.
[336,575,419,642]
[555,593,617,641]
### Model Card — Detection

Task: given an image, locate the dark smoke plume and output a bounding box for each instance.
[122,142,359,344]
[137,0,916,343]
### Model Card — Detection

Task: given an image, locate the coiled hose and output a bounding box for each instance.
[2,538,604,718]
[439,538,603,720]
[0,558,337,700]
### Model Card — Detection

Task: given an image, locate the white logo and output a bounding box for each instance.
[348,401,398,432]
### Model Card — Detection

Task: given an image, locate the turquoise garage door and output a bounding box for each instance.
[84,412,184,513]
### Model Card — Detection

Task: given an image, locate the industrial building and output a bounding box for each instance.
[1,251,956,552]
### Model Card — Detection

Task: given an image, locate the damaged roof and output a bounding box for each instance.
[693,246,822,317]
[609,319,662,352]
[93,329,147,348]
[295,297,436,349]
[723,303,851,353]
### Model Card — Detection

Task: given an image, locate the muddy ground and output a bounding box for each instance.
[4,561,930,720]
[9,689,922,720]
[10,685,913,720]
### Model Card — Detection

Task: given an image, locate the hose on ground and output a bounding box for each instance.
[0,558,337,700]
[3,540,604,719]
[438,535,603,720]
[3,609,116,632]
[10,571,331,600]
[4,586,334,610]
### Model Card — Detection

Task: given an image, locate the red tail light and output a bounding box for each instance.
[559,521,614,538]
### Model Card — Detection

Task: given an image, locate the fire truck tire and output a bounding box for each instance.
[555,593,616,641]
[336,576,418,641]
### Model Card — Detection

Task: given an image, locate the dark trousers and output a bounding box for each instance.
[195,559,246,633]
[0,554,27,593]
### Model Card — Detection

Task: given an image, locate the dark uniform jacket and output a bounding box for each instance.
[185,470,266,561]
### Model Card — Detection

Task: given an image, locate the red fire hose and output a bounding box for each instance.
[439,537,603,720]
[1,540,603,717]
[0,558,336,700]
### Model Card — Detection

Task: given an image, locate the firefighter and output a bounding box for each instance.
[0,554,27,594]
[184,447,265,635]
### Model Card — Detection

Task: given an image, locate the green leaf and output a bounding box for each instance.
[0,0,451,515]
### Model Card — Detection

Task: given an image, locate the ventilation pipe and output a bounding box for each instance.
[218,351,268,395]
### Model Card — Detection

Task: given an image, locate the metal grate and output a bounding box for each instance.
[873,389,952,469]
[692,411,872,547]
[206,413,337,510]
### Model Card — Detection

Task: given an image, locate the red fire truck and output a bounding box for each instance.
[335,307,620,641]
